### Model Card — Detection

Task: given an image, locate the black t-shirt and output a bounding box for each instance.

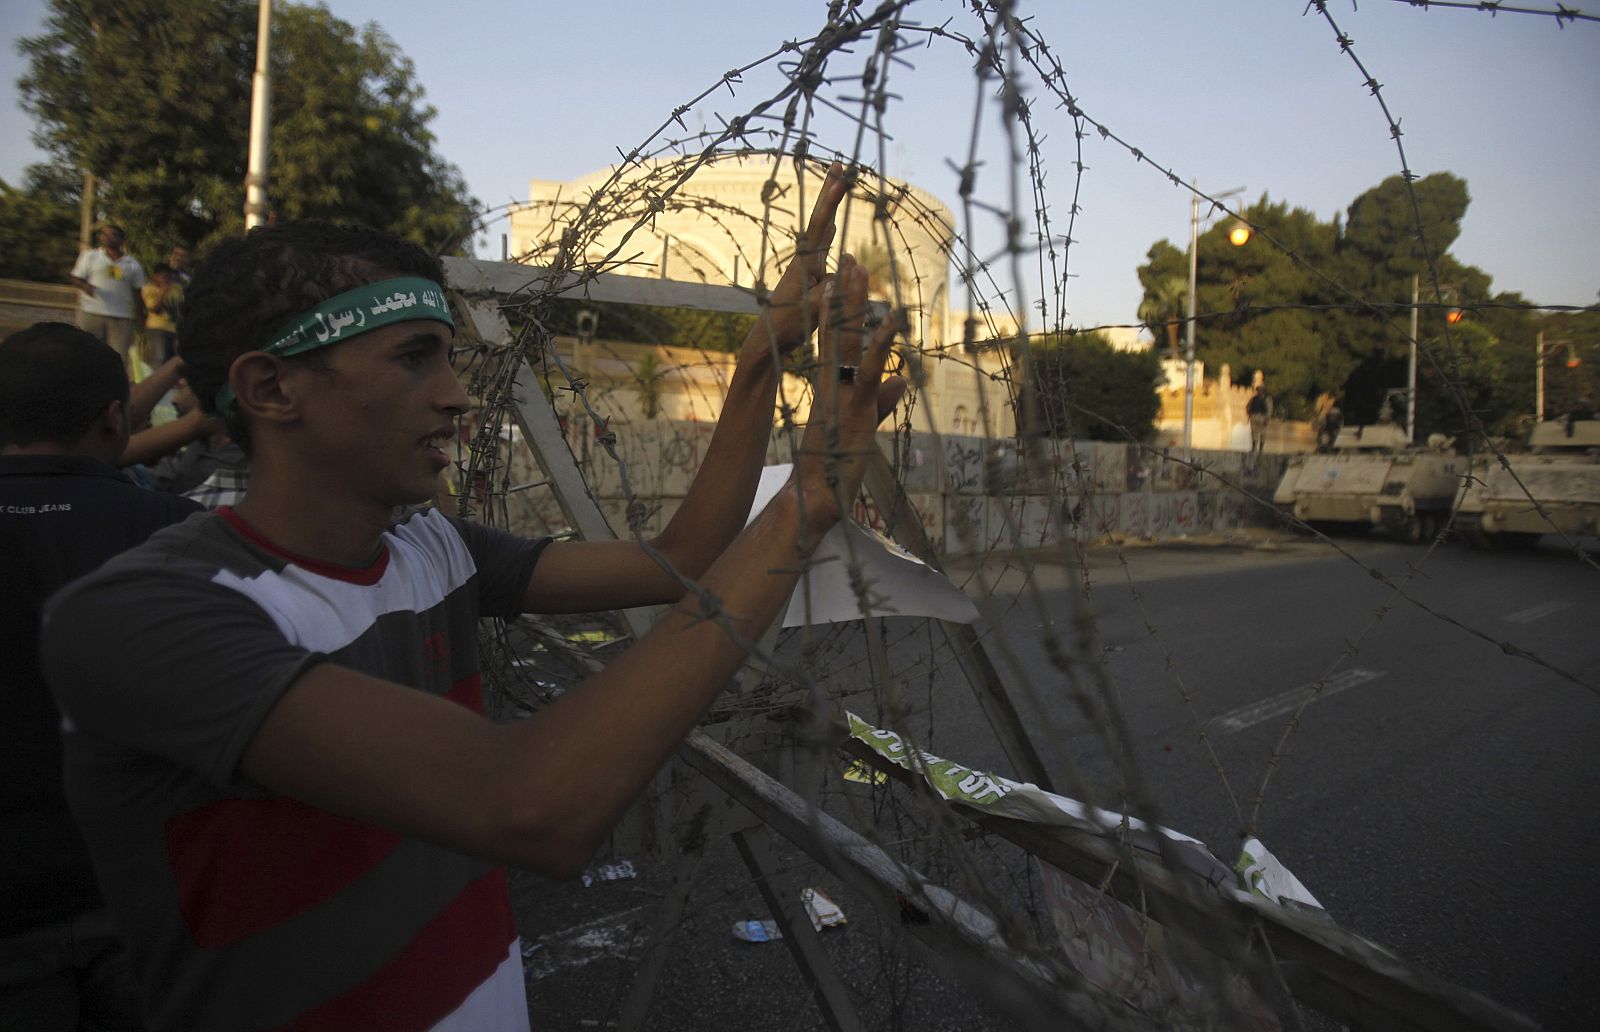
[0,452,202,932]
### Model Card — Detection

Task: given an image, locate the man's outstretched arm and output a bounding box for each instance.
[240,268,903,877]
[522,162,859,614]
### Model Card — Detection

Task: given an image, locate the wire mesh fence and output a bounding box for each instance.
[429,2,1597,1028]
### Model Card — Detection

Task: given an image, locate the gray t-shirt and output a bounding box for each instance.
[42,507,546,1031]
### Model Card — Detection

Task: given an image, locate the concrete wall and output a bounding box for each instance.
[0,278,77,338]
[499,417,1289,558]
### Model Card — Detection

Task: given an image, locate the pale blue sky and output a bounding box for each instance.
[4,0,1597,330]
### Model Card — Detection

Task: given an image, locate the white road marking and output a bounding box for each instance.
[1207,669,1386,735]
[1504,600,1572,624]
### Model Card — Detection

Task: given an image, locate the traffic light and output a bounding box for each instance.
[1228,221,1251,247]
[1445,308,1464,324]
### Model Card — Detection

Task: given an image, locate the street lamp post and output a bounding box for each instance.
[1407,274,1419,443]
[1538,331,1547,422]
[243,0,273,230]
[1536,331,1584,422]
[1408,280,1461,441]
[1183,183,1247,453]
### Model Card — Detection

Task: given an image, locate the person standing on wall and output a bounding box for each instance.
[69,225,146,371]
[1246,384,1271,457]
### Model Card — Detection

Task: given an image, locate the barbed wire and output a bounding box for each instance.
[438,2,1595,1027]
[1383,0,1600,25]
[1306,0,1600,573]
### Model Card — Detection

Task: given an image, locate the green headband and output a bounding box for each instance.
[216,276,455,416]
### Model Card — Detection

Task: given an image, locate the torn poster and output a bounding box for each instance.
[748,465,979,627]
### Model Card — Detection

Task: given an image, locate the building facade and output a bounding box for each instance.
[507,154,1015,437]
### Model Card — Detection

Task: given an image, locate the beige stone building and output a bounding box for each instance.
[507,155,1015,437]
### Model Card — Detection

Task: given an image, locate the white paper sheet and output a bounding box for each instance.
[748,464,980,627]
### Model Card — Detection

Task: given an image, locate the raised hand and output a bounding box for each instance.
[792,253,906,540]
[756,161,851,356]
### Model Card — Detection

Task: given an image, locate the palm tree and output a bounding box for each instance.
[631,351,668,419]
[1137,275,1188,362]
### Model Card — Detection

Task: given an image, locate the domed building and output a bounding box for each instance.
[509,153,954,348]
[507,154,1013,436]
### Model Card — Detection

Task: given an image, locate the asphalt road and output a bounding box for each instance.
[970,533,1600,1031]
[510,533,1600,1030]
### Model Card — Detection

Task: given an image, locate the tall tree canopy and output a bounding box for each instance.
[0,163,81,281]
[15,0,476,265]
[1530,307,1600,424]
[1021,331,1162,442]
[1134,258,1186,362]
[1132,172,1551,437]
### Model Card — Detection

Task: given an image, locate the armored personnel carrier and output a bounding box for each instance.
[1273,424,1468,542]
[1456,419,1600,547]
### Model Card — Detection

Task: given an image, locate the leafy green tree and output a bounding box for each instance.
[1134,254,1186,361]
[1330,174,1475,419]
[1195,196,1340,415]
[19,0,258,259]
[265,4,475,250]
[1138,197,1339,417]
[16,0,475,264]
[0,163,80,281]
[1021,330,1161,442]
[1338,172,1469,283]
[630,351,667,419]
[1531,307,1600,424]
[1134,174,1488,423]
[1412,317,1520,438]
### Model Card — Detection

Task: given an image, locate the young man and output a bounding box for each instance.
[42,164,903,1031]
[166,245,193,287]
[69,225,147,366]
[0,323,202,1031]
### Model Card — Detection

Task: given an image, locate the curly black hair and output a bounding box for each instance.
[178,221,445,450]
